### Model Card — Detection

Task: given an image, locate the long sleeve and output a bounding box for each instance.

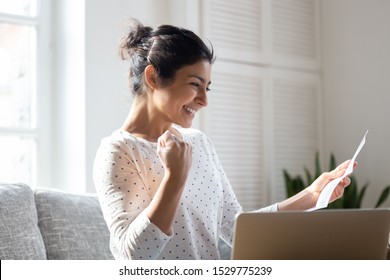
[93,133,171,259]
[253,203,279,213]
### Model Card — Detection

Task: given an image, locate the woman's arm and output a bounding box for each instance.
[93,137,172,259]
[145,130,192,235]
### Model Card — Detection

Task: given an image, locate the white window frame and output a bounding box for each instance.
[0,0,52,188]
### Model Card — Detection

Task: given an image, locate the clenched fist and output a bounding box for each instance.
[157,130,192,185]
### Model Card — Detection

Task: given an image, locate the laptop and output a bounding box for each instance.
[231,209,390,260]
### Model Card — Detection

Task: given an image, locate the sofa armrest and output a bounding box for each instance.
[0,183,46,260]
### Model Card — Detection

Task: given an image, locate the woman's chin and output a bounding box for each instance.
[180,123,192,129]
[176,120,192,128]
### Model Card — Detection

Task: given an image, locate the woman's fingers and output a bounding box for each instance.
[157,130,180,151]
[341,176,351,187]
[328,160,358,179]
[309,160,356,193]
[333,160,350,176]
[157,130,192,172]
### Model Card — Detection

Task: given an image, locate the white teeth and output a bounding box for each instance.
[184,106,196,114]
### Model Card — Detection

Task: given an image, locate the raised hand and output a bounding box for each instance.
[157,130,192,186]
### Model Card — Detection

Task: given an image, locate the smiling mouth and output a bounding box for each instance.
[184,105,197,115]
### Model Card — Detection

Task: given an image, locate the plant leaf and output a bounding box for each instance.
[293,176,306,194]
[356,183,369,208]
[328,198,342,209]
[304,167,313,185]
[315,151,321,179]
[283,170,293,198]
[375,185,390,208]
[343,176,357,208]
[329,153,336,170]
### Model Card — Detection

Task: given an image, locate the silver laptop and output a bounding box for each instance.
[231,209,390,260]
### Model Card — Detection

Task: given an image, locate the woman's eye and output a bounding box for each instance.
[191,82,200,88]
[190,82,210,92]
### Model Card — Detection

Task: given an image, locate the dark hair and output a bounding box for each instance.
[119,19,215,95]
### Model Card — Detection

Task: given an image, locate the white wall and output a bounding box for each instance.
[322,0,390,207]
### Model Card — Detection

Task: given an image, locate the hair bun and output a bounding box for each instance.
[119,19,153,60]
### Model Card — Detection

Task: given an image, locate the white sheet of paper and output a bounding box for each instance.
[307,130,368,212]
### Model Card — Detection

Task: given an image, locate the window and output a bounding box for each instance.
[0,0,50,187]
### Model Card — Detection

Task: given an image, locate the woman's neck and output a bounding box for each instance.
[121,98,172,142]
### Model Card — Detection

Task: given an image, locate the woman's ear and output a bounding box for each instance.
[144,65,158,91]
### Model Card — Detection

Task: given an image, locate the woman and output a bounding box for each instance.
[93,19,354,260]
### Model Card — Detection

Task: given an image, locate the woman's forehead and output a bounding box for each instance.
[176,60,211,82]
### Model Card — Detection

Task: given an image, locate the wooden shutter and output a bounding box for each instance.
[271,0,320,69]
[202,0,269,63]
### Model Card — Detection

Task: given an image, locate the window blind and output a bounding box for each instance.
[202,0,267,63]
[271,0,320,68]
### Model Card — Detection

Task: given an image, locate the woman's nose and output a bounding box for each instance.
[196,90,208,107]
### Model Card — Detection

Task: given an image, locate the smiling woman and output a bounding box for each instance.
[92,18,354,260]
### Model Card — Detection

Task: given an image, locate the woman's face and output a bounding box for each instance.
[153,60,211,128]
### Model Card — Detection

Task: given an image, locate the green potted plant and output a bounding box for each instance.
[283,152,390,208]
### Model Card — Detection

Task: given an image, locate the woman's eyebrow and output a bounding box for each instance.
[188,74,212,85]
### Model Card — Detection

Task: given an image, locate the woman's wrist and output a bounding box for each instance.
[278,188,317,211]
[163,170,188,190]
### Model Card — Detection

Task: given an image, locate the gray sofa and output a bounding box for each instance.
[0,183,232,260]
[0,183,114,260]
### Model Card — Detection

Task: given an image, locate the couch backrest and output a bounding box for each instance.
[34,188,114,260]
[0,183,47,260]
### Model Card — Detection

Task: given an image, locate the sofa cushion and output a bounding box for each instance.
[0,183,47,259]
[34,189,114,260]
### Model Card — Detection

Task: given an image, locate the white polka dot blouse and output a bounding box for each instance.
[93,126,278,260]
